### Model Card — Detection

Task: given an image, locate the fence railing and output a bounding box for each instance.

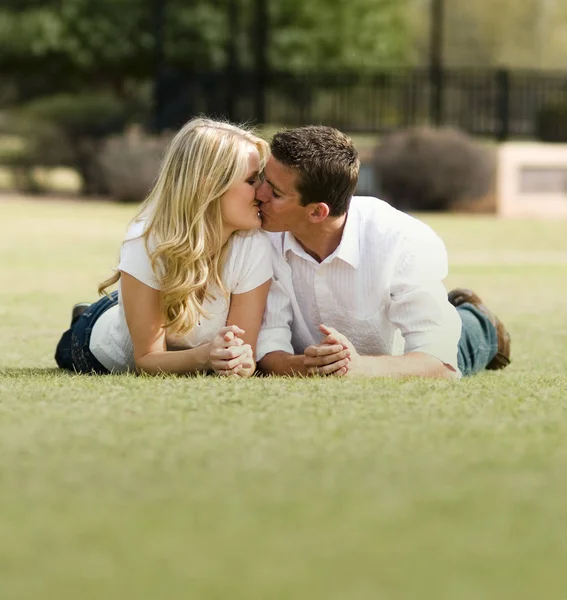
[153,68,567,140]
[2,66,567,140]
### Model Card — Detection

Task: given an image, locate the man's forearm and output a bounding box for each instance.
[352,352,457,379]
[258,351,308,376]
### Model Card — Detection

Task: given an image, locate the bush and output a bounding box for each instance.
[372,127,496,212]
[7,93,130,194]
[19,93,128,139]
[535,103,567,143]
[97,127,170,203]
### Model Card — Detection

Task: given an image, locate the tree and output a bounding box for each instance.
[269,0,410,71]
[407,0,567,69]
[0,0,412,77]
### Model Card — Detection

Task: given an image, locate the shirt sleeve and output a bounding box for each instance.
[118,228,161,290]
[232,232,273,294]
[256,276,295,361]
[388,229,461,371]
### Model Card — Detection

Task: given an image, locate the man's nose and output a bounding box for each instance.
[255,181,271,203]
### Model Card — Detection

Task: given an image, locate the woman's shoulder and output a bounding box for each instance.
[223,230,272,286]
[223,230,272,292]
[124,217,148,242]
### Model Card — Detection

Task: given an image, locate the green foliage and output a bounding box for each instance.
[18,93,129,139]
[270,0,410,70]
[0,0,411,81]
[0,0,227,80]
[535,103,567,143]
[5,93,131,194]
[408,0,567,69]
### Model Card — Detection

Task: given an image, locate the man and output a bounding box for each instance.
[254,125,510,378]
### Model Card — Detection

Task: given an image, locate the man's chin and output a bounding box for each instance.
[261,223,285,232]
[260,215,284,232]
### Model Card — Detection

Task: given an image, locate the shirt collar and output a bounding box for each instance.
[283,231,313,262]
[282,207,360,269]
[333,209,360,269]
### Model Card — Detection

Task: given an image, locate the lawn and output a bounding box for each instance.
[1,196,567,600]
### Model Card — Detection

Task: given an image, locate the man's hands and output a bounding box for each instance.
[208,325,255,377]
[303,324,359,377]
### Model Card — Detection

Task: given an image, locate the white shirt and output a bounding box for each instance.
[256,197,462,373]
[90,219,273,373]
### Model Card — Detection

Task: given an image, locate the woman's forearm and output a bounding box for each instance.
[135,344,211,375]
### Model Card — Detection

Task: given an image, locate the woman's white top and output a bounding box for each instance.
[90,219,273,373]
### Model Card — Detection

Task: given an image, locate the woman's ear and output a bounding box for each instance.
[308,203,330,223]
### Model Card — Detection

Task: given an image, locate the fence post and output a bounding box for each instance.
[225,0,240,121]
[429,0,445,127]
[253,0,268,124]
[430,66,444,126]
[496,68,510,141]
[152,0,167,132]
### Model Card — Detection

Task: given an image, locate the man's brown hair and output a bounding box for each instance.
[270,126,360,217]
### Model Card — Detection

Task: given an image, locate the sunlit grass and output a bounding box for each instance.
[1,197,567,599]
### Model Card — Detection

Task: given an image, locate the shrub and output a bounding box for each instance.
[372,127,496,212]
[535,103,567,143]
[19,93,128,139]
[97,127,171,203]
[8,93,130,194]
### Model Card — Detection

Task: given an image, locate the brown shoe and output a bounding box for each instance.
[71,302,90,326]
[448,288,511,370]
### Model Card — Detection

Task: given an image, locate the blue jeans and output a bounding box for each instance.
[54,292,119,374]
[457,303,498,377]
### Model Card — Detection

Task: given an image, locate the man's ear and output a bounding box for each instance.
[307,203,330,223]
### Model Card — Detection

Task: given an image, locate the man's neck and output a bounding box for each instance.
[291,214,347,263]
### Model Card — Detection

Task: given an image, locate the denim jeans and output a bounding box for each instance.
[54,291,119,374]
[457,302,498,377]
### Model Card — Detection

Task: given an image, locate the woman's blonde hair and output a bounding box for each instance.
[99,117,270,334]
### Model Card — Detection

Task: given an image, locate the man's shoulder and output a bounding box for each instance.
[350,196,421,232]
[349,196,413,229]
[349,196,443,250]
[350,195,420,220]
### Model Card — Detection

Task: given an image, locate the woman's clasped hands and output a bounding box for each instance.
[208,325,255,377]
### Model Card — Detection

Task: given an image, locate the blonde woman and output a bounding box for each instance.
[55,117,272,377]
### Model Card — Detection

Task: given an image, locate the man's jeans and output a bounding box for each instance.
[54,292,119,374]
[457,302,498,377]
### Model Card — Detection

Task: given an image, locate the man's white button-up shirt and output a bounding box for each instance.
[257,197,462,373]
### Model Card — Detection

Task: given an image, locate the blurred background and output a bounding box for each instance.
[1,0,567,211]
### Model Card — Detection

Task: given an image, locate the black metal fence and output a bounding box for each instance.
[2,64,567,141]
[154,67,567,140]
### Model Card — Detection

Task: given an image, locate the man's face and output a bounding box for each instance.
[256,157,309,233]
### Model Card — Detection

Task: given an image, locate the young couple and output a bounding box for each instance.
[55,117,511,379]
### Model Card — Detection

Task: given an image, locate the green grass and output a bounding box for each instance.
[1,198,567,599]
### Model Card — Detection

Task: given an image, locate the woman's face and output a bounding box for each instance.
[220,146,263,237]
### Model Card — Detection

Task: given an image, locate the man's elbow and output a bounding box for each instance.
[427,360,458,379]
[406,352,457,379]
[435,365,458,379]
[258,351,305,377]
[257,352,280,375]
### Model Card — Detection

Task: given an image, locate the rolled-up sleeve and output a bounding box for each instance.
[256,276,295,361]
[388,230,461,371]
